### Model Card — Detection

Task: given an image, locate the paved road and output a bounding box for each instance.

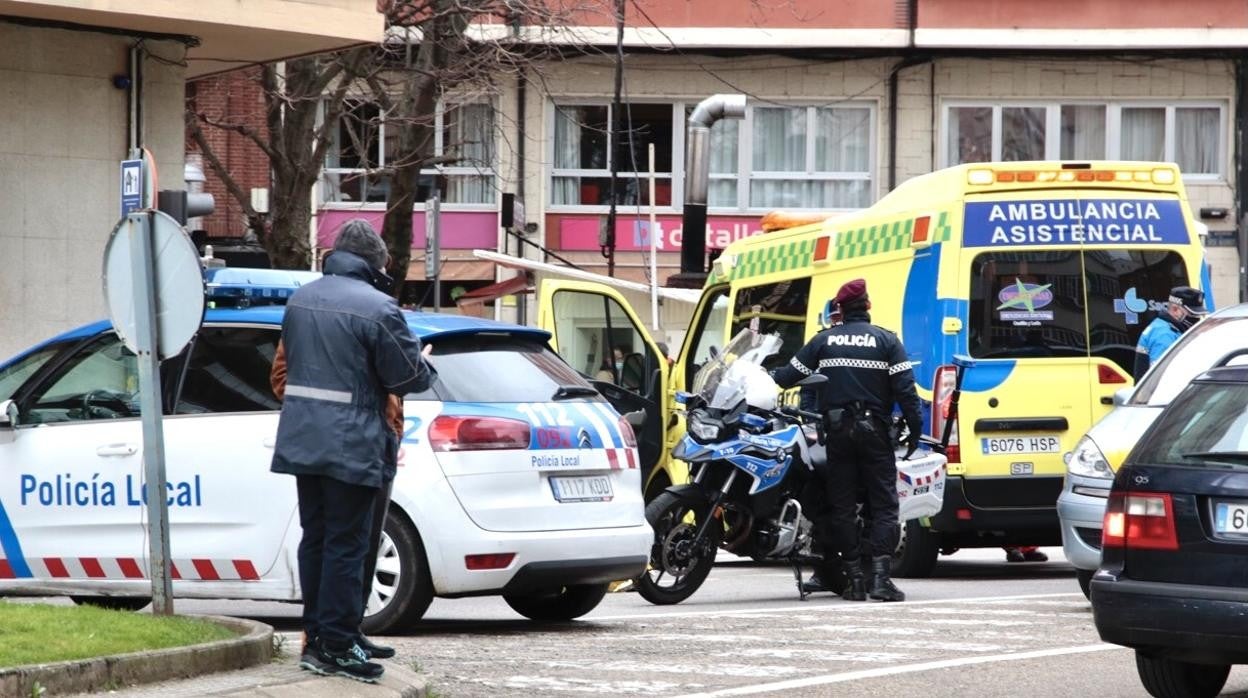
[167,548,1248,697]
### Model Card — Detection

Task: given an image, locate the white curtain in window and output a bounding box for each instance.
[709,119,738,207]
[752,108,806,172]
[443,104,495,204]
[815,108,870,173]
[1060,105,1106,160]
[752,107,811,208]
[1175,108,1218,175]
[552,106,583,205]
[1120,108,1165,161]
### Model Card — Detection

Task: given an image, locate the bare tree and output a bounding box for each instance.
[188,50,372,268]
[190,0,609,291]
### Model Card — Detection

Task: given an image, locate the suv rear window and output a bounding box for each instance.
[969,249,1187,374]
[414,334,600,403]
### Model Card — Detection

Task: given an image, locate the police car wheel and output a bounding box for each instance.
[503,583,609,622]
[891,520,939,578]
[360,511,433,635]
[70,596,150,612]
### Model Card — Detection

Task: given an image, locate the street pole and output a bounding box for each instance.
[429,194,442,312]
[648,143,659,332]
[128,211,173,615]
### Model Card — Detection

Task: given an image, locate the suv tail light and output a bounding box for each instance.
[932,365,960,463]
[1103,491,1179,550]
[617,415,638,448]
[429,415,531,452]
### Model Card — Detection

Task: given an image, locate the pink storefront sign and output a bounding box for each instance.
[317,210,498,250]
[553,214,766,252]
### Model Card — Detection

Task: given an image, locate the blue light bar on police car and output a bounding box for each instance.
[203,267,322,307]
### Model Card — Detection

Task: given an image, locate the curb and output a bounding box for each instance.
[219,662,427,697]
[0,614,272,696]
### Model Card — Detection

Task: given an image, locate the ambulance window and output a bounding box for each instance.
[685,288,730,388]
[175,327,282,414]
[1083,249,1187,376]
[730,277,812,372]
[548,290,659,397]
[22,333,141,424]
[969,251,1088,360]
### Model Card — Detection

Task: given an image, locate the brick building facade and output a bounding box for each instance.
[186,68,270,238]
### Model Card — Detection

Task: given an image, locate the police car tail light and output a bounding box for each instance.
[931,365,960,463]
[465,553,515,570]
[617,416,638,448]
[1102,491,1178,551]
[429,415,530,452]
[1097,363,1127,385]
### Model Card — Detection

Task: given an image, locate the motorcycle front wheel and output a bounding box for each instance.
[636,491,721,605]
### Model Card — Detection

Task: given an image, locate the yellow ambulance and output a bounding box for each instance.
[538,161,1213,576]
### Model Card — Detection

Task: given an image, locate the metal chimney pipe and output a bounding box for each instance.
[680,94,746,276]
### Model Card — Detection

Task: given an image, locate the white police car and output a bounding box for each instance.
[0,270,650,631]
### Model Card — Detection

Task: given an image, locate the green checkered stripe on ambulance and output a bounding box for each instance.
[730,239,816,280]
[834,211,953,261]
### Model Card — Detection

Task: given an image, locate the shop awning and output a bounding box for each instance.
[455,274,532,306]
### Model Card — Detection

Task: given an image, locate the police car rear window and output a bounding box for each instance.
[414,334,600,403]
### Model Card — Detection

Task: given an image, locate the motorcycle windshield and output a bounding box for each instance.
[691,330,782,411]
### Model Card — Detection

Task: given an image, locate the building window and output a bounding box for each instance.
[549,100,875,212]
[944,101,1224,178]
[551,103,674,207]
[750,106,872,209]
[322,100,496,206]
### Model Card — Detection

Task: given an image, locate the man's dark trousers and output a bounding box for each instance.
[296,474,377,649]
[360,479,394,611]
[821,420,899,559]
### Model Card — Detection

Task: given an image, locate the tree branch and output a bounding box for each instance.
[197,111,282,164]
[185,108,264,229]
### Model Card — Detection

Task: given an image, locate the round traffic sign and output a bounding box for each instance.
[103,211,205,360]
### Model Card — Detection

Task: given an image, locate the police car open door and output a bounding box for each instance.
[537,280,669,488]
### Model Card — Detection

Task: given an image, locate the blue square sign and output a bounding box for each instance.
[120,159,143,217]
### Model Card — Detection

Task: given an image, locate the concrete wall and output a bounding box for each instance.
[0,24,185,360]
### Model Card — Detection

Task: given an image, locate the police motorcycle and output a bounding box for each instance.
[635,329,949,605]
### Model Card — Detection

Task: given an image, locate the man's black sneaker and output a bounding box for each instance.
[357,634,396,660]
[303,641,384,683]
[298,632,317,670]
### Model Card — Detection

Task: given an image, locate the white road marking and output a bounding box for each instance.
[670,643,1124,697]
[590,592,1082,622]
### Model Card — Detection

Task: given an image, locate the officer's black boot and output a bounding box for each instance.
[869,555,905,602]
[840,557,867,602]
[801,562,839,595]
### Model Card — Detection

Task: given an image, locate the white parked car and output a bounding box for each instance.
[0,275,650,631]
[1058,302,1248,597]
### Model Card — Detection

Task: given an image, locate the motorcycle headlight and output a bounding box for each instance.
[1064,436,1113,479]
[688,412,722,442]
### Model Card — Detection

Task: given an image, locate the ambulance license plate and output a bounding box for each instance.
[1214,502,1248,534]
[980,436,1061,455]
[550,475,613,502]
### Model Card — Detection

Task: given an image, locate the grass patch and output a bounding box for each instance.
[0,602,235,669]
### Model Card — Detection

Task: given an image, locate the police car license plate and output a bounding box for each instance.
[1214,502,1248,534]
[980,436,1061,455]
[549,475,613,502]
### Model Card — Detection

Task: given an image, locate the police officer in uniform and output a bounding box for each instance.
[772,279,923,602]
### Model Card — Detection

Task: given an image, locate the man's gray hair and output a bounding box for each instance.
[333,219,388,269]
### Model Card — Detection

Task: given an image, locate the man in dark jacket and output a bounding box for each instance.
[271,219,435,683]
[772,279,923,603]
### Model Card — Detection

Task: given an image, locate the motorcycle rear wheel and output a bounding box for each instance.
[636,491,721,605]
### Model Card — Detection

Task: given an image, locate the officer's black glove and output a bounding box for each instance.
[903,430,920,459]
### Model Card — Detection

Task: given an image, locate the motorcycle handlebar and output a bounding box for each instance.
[779,405,823,423]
